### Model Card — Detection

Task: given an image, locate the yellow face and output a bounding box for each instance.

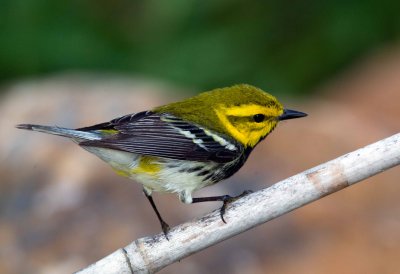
[215,103,284,147]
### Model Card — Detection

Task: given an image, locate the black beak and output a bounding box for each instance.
[279,109,307,121]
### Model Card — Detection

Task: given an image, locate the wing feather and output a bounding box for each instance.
[78,111,242,163]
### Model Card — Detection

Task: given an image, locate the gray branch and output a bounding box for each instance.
[77,133,400,274]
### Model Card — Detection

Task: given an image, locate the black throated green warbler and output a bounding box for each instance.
[17,84,307,238]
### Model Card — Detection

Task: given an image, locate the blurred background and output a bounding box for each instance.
[1,1,400,273]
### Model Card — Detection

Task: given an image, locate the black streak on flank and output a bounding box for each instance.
[198,170,211,176]
[179,166,203,173]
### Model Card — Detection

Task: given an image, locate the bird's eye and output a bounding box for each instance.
[253,114,265,123]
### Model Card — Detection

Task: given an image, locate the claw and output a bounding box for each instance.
[220,198,230,223]
[161,220,171,240]
[219,190,253,223]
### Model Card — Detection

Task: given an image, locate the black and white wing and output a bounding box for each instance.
[78,111,242,163]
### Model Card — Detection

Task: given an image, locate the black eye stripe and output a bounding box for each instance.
[253,114,265,123]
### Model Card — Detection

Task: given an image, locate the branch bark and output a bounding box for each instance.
[77,133,400,274]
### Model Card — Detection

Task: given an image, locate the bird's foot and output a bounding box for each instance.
[219,190,253,223]
[160,220,171,240]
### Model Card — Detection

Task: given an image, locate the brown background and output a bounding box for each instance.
[1,47,400,274]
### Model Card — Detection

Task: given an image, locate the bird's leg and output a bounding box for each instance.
[192,190,253,223]
[143,189,170,240]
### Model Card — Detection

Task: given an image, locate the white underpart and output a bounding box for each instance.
[81,146,218,204]
[156,160,218,203]
[130,159,218,204]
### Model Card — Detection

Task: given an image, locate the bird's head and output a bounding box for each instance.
[155,84,307,148]
[209,84,307,147]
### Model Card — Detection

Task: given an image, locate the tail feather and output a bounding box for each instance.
[16,124,101,141]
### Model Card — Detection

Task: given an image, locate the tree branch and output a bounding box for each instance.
[77,133,400,274]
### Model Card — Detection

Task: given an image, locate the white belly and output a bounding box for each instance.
[82,146,219,203]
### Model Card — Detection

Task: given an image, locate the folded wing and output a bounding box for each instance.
[78,111,242,163]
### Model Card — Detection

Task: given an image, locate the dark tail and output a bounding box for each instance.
[16,124,101,141]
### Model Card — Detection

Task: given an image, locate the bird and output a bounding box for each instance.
[17,84,307,238]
